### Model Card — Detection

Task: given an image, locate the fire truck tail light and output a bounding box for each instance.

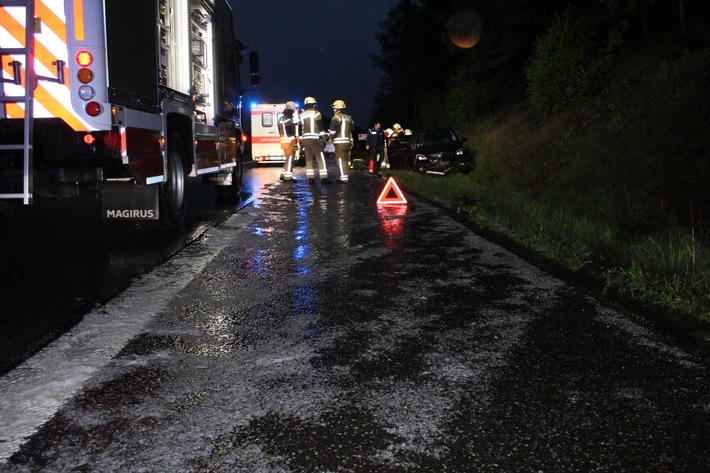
[85,102,102,116]
[76,50,93,67]
[83,133,95,145]
[103,131,121,149]
[77,68,93,84]
[78,85,95,100]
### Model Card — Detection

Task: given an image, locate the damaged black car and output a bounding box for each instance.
[387,127,474,175]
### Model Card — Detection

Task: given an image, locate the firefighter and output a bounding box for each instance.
[383,127,395,170]
[384,127,394,142]
[300,97,330,184]
[392,123,404,139]
[278,101,299,182]
[328,99,355,183]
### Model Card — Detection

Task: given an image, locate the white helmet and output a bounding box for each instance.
[285,101,297,110]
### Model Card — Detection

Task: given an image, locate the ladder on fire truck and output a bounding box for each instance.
[0,0,36,205]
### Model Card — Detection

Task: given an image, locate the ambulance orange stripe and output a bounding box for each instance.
[252,136,280,143]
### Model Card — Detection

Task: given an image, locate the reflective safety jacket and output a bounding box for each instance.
[329,112,355,146]
[300,107,326,141]
[278,110,298,143]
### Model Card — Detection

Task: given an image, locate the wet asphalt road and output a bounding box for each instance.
[1,163,709,472]
[0,164,273,375]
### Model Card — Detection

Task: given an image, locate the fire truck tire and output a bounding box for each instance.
[160,134,187,228]
[216,157,243,198]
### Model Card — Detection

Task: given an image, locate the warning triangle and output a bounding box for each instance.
[377,177,407,205]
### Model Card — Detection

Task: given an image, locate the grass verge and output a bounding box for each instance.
[388,170,710,333]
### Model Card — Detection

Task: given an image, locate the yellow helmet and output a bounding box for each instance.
[404,129,412,136]
[393,123,403,132]
[285,101,297,110]
[304,96,317,105]
[331,99,346,109]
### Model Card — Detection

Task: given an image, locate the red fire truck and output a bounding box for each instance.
[0,0,259,226]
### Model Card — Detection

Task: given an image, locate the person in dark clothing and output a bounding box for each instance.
[366,120,385,175]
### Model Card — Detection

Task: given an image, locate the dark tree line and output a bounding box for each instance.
[370,0,709,128]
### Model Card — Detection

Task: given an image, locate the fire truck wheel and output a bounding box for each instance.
[160,134,187,228]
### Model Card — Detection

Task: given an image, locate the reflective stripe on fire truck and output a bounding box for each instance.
[0,0,96,130]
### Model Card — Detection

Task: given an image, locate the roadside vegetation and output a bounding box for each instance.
[372,1,710,332]
[388,170,709,331]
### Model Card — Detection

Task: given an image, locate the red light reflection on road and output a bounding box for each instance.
[377,204,407,245]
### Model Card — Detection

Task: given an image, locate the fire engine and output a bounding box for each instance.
[250,102,300,165]
[0,0,260,226]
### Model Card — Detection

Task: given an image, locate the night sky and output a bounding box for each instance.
[231,0,399,128]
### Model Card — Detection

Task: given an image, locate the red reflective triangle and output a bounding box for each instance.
[377,177,407,205]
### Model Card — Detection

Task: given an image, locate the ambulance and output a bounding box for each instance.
[250,103,301,165]
[0,0,260,226]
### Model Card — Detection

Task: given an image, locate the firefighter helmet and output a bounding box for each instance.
[404,129,412,135]
[331,99,346,109]
[304,96,317,105]
[393,123,403,132]
[285,101,297,110]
